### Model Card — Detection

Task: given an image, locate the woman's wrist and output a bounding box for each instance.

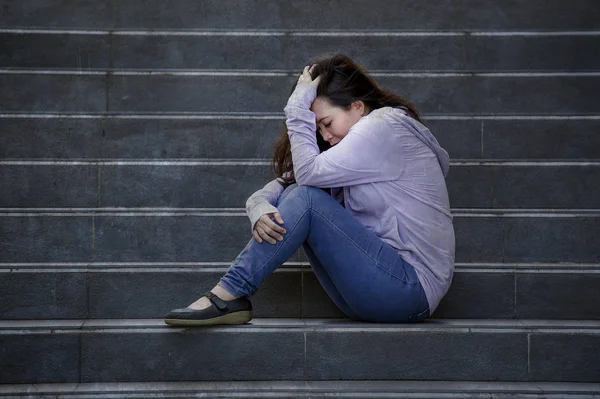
[285,82,317,112]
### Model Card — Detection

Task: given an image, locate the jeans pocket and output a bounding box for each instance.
[408,306,430,323]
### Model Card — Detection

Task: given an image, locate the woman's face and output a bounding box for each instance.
[310,97,366,147]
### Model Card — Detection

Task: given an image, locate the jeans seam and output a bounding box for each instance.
[311,207,417,285]
[409,306,430,322]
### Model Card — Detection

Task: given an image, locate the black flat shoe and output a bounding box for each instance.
[164,291,253,326]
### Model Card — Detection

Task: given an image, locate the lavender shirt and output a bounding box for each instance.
[246,83,455,313]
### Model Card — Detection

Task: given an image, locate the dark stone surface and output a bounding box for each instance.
[2,0,599,30]
[0,118,103,158]
[0,272,87,319]
[110,35,465,71]
[4,117,595,161]
[113,1,600,30]
[0,217,93,262]
[302,271,348,318]
[492,166,600,209]
[530,334,600,382]
[98,164,272,207]
[107,75,290,113]
[503,217,600,263]
[250,270,303,318]
[432,271,515,319]
[93,215,251,262]
[426,119,482,159]
[306,330,528,380]
[516,273,600,319]
[0,0,112,28]
[467,36,600,71]
[447,166,493,208]
[0,165,98,207]
[0,74,106,112]
[101,118,284,159]
[0,33,109,68]
[0,334,80,383]
[107,75,600,115]
[483,120,600,160]
[111,35,600,72]
[88,270,302,318]
[453,216,504,262]
[453,76,600,115]
[80,331,304,382]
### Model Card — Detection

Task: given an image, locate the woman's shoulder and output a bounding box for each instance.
[351,106,409,137]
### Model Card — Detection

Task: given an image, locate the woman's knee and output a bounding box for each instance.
[276,183,299,206]
[279,184,334,211]
[296,185,330,201]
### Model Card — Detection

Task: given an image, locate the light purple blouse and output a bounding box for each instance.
[246,83,455,314]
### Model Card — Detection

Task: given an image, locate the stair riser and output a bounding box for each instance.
[2,215,598,263]
[3,118,599,160]
[1,164,598,208]
[2,0,598,30]
[1,328,598,383]
[4,33,599,72]
[2,75,599,114]
[1,270,599,320]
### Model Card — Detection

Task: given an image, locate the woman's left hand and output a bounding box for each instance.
[286,65,321,111]
[297,65,321,86]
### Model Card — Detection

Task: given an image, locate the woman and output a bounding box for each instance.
[164,53,455,325]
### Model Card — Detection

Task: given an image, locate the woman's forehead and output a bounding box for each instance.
[311,97,338,117]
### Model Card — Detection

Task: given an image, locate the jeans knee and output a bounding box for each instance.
[276,183,299,206]
[281,185,331,211]
[298,185,327,197]
[294,185,336,209]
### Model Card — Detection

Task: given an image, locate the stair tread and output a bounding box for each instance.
[1,380,600,396]
[2,318,600,332]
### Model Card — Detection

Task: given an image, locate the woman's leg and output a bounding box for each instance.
[276,184,361,319]
[275,184,361,319]
[212,185,428,322]
[302,242,362,319]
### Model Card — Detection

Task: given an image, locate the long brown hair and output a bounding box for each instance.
[273,53,422,185]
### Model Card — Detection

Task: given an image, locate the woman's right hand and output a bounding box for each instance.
[252,212,286,244]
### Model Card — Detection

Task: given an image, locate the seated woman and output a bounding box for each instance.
[164,53,455,325]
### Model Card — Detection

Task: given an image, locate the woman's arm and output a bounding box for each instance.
[284,83,399,188]
[246,178,286,231]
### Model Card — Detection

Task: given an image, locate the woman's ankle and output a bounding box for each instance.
[211,284,237,301]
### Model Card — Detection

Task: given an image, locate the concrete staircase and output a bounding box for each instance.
[1,1,600,397]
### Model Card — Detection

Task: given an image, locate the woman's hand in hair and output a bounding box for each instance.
[287,65,321,111]
[252,212,287,245]
[297,65,321,86]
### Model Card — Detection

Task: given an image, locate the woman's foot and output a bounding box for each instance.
[164,285,253,326]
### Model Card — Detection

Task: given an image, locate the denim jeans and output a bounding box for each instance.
[218,184,430,323]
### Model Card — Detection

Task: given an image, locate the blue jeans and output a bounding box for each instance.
[218,184,430,323]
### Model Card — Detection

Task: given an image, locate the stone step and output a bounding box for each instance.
[1,161,598,209]
[1,381,600,398]
[3,31,598,72]
[2,72,599,114]
[1,115,600,160]
[2,0,598,30]
[1,263,598,320]
[1,319,599,384]
[1,209,599,263]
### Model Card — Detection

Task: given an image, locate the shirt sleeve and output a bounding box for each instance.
[245,178,286,231]
[284,84,401,188]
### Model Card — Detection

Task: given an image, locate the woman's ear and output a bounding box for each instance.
[352,100,367,116]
